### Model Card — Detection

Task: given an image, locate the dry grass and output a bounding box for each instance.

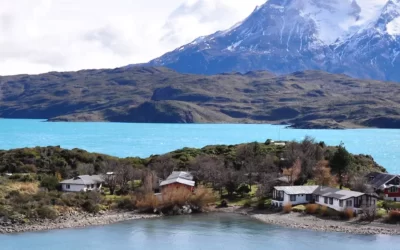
[136,186,215,211]
[283,203,292,213]
[305,204,319,214]
[8,182,39,195]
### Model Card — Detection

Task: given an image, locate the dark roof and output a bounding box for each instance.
[368,173,397,189]
[60,175,104,185]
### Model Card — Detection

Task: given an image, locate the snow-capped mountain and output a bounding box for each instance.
[149,0,400,82]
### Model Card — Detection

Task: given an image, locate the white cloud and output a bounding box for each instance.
[0,0,266,75]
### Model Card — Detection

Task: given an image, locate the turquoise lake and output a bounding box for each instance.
[1,213,400,250]
[0,119,399,173]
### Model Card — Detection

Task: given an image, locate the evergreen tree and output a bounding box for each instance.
[330,143,352,189]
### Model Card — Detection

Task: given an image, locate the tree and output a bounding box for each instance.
[190,155,225,196]
[349,174,373,193]
[283,158,301,185]
[149,156,177,180]
[313,160,336,186]
[330,143,352,189]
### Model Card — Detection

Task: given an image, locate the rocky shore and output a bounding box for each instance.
[250,212,400,235]
[0,211,160,234]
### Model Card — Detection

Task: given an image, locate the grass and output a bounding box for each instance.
[292,205,306,213]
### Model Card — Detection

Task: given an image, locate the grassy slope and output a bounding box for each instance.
[1,67,400,128]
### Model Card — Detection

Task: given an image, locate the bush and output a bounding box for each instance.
[376,208,387,219]
[36,206,58,219]
[305,204,319,214]
[9,174,37,182]
[117,196,136,210]
[82,200,100,214]
[319,205,328,216]
[283,203,292,213]
[40,175,60,191]
[292,205,306,213]
[219,199,228,208]
[243,200,252,208]
[340,208,355,220]
[388,210,400,223]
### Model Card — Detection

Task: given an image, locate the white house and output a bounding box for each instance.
[60,175,104,192]
[272,186,377,213]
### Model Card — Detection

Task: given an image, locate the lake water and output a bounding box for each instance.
[1,214,400,250]
[0,119,400,173]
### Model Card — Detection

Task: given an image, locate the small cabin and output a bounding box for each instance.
[60,175,104,192]
[160,171,195,192]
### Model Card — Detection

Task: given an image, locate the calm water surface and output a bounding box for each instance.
[0,119,399,173]
[1,214,400,250]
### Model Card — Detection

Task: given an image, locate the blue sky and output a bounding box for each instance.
[0,0,265,75]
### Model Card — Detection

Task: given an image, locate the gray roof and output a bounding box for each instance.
[275,186,369,200]
[313,186,365,200]
[274,186,319,195]
[160,171,195,187]
[368,173,398,189]
[60,175,104,185]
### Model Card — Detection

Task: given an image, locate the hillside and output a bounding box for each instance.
[148,0,400,82]
[0,140,386,227]
[1,67,400,128]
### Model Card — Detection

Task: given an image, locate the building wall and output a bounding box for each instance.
[61,183,102,192]
[272,191,377,213]
[161,183,194,192]
[384,187,400,201]
[272,192,310,207]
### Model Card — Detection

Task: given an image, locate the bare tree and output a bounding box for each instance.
[77,163,95,175]
[149,155,177,180]
[283,159,302,185]
[191,155,225,195]
[313,160,337,186]
[349,174,373,193]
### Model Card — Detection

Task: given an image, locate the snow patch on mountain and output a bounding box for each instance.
[387,16,400,35]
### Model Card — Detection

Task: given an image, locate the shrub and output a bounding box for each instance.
[117,196,136,210]
[236,185,251,196]
[40,175,60,191]
[319,205,328,216]
[292,205,306,213]
[305,204,319,214]
[340,208,355,220]
[388,210,400,223]
[283,203,292,213]
[219,199,228,208]
[376,208,387,219]
[82,200,100,214]
[243,200,252,208]
[36,206,58,220]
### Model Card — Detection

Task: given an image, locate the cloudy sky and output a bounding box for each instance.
[0,0,266,75]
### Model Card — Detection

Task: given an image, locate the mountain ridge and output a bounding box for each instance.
[148,0,400,82]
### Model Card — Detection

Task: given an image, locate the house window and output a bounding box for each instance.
[306,194,312,201]
[66,184,70,189]
[86,185,90,189]
[339,200,343,207]
[389,186,398,193]
[324,197,328,204]
[329,198,333,205]
[315,195,319,202]
[290,195,296,202]
[91,184,94,189]
[346,200,353,207]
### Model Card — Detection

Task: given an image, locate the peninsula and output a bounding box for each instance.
[1,67,400,129]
